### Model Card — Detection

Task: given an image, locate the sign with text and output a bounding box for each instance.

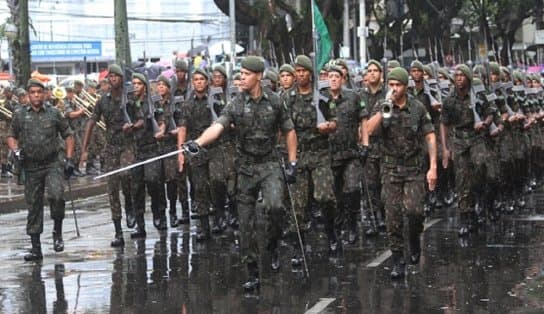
[31,41,102,60]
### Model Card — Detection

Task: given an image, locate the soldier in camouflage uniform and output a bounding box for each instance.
[177,68,214,241]
[441,65,499,238]
[283,55,337,267]
[327,64,367,246]
[366,67,437,279]
[181,56,298,293]
[80,64,137,247]
[7,79,75,261]
[359,59,387,235]
[0,87,16,177]
[64,84,86,177]
[279,64,296,97]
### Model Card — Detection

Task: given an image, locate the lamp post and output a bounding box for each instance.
[4,22,16,77]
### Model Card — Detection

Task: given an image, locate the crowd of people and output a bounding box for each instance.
[1,52,544,293]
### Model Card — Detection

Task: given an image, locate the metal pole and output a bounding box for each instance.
[66,178,81,237]
[343,0,350,58]
[229,0,236,70]
[248,0,254,53]
[359,0,366,65]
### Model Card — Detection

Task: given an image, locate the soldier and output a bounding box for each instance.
[327,65,367,246]
[264,70,279,93]
[278,64,296,96]
[6,79,75,261]
[0,88,15,177]
[179,56,297,292]
[365,67,437,279]
[98,78,110,97]
[129,72,157,239]
[64,84,86,177]
[80,64,137,247]
[441,65,498,237]
[359,59,387,236]
[284,55,337,267]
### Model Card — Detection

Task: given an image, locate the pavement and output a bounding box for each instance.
[1,174,544,313]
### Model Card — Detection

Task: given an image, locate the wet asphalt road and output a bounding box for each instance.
[1,188,544,313]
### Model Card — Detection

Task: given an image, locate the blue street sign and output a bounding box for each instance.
[31,41,102,60]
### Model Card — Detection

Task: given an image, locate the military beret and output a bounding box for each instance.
[367,59,382,72]
[100,78,109,84]
[132,72,148,85]
[456,64,473,82]
[387,60,401,68]
[328,65,344,76]
[512,70,524,82]
[213,65,227,78]
[16,88,27,96]
[335,59,349,71]
[500,66,511,76]
[472,65,485,79]
[74,79,84,86]
[241,56,265,73]
[175,59,189,71]
[489,62,500,75]
[157,75,171,88]
[410,60,424,71]
[294,55,313,72]
[279,64,295,75]
[265,70,279,83]
[26,78,45,90]
[87,81,98,89]
[438,67,452,81]
[387,67,409,85]
[108,64,124,77]
[193,68,209,80]
[65,86,74,92]
[423,65,433,77]
[232,72,241,80]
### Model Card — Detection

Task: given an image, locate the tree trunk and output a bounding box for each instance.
[114,0,131,66]
[8,0,30,88]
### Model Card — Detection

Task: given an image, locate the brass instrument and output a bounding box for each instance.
[73,94,106,130]
[52,86,67,100]
[81,89,100,103]
[0,99,12,119]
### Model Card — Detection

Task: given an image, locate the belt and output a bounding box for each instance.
[240,152,275,164]
[24,152,58,167]
[383,155,420,167]
[330,142,357,153]
[454,129,477,139]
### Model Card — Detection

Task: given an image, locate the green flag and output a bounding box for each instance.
[313,0,333,71]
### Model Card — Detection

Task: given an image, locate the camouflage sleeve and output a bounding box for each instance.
[6,109,20,139]
[177,101,190,127]
[90,98,103,122]
[440,96,454,126]
[278,98,294,133]
[356,93,369,119]
[371,100,384,117]
[420,105,434,135]
[56,108,74,139]
[215,102,235,129]
[484,99,497,118]
[154,101,165,123]
[64,102,75,116]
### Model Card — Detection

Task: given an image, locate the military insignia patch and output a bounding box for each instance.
[329,102,336,110]
[360,100,366,108]
[425,112,431,120]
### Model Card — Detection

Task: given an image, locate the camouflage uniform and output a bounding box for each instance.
[173,83,191,220]
[284,88,337,247]
[91,92,134,221]
[0,100,16,170]
[215,89,294,273]
[8,105,73,235]
[372,96,434,255]
[328,88,366,240]
[63,98,85,167]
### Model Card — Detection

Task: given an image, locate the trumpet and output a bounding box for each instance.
[81,89,100,103]
[72,95,106,130]
[0,99,12,119]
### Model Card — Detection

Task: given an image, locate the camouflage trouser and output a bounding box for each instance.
[131,146,164,216]
[381,170,425,253]
[185,160,211,217]
[208,144,237,214]
[332,158,362,228]
[236,160,284,269]
[362,156,383,214]
[24,159,65,235]
[103,143,134,220]
[0,120,9,164]
[88,127,106,167]
[454,141,489,214]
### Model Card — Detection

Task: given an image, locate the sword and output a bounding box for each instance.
[93,146,198,180]
[66,178,81,237]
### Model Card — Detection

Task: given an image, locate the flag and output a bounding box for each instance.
[313,0,333,71]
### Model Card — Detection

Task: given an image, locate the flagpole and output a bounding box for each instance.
[311,0,319,85]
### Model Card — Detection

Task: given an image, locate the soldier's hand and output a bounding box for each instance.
[80,151,88,164]
[184,140,201,155]
[122,122,134,132]
[474,121,486,131]
[442,149,451,169]
[427,167,438,191]
[154,131,165,140]
[64,158,75,179]
[285,160,297,184]
[178,153,185,172]
[358,144,369,167]
[11,149,23,162]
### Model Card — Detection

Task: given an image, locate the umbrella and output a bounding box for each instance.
[208,41,245,57]
[187,44,208,57]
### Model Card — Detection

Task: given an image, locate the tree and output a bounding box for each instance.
[7,0,30,88]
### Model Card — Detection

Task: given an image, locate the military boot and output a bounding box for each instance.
[196,215,210,242]
[227,202,239,229]
[377,209,386,230]
[110,219,125,247]
[131,214,146,239]
[243,262,260,292]
[24,234,43,262]
[408,232,421,265]
[390,251,405,279]
[52,219,64,252]
[169,199,179,228]
[326,226,339,253]
[458,212,469,237]
[210,211,225,234]
[270,241,280,271]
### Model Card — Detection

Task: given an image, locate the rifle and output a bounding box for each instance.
[312,80,330,125]
[471,84,499,136]
[146,92,162,135]
[207,86,222,121]
[166,93,183,135]
[121,85,135,126]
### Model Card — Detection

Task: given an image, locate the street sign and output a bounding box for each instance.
[31,41,102,60]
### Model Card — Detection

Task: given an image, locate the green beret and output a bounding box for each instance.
[100,78,109,84]
[213,65,227,78]
[387,60,401,68]
[367,59,382,72]
[16,88,27,96]
[193,68,209,80]
[500,66,510,76]
[472,65,485,79]
[423,65,433,77]
[241,56,265,73]
[175,59,188,71]
[233,73,241,80]
[294,55,313,72]
[328,65,344,76]
[388,67,409,85]
[108,64,124,77]
[74,79,84,87]
[265,70,279,83]
[489,62,500,75]
[279,64,295,75]
[335,59,349,71]
[410,60,424,71]
[26,78,45,90]
[513,70,524,82]
[157,75,171,88]
[87,81,98,89]
[132,72,148,85]
[456,64,473,82]
[438,68,452,81]
[65,86,74,92]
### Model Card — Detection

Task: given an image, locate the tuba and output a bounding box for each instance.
[53,86,67,100]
